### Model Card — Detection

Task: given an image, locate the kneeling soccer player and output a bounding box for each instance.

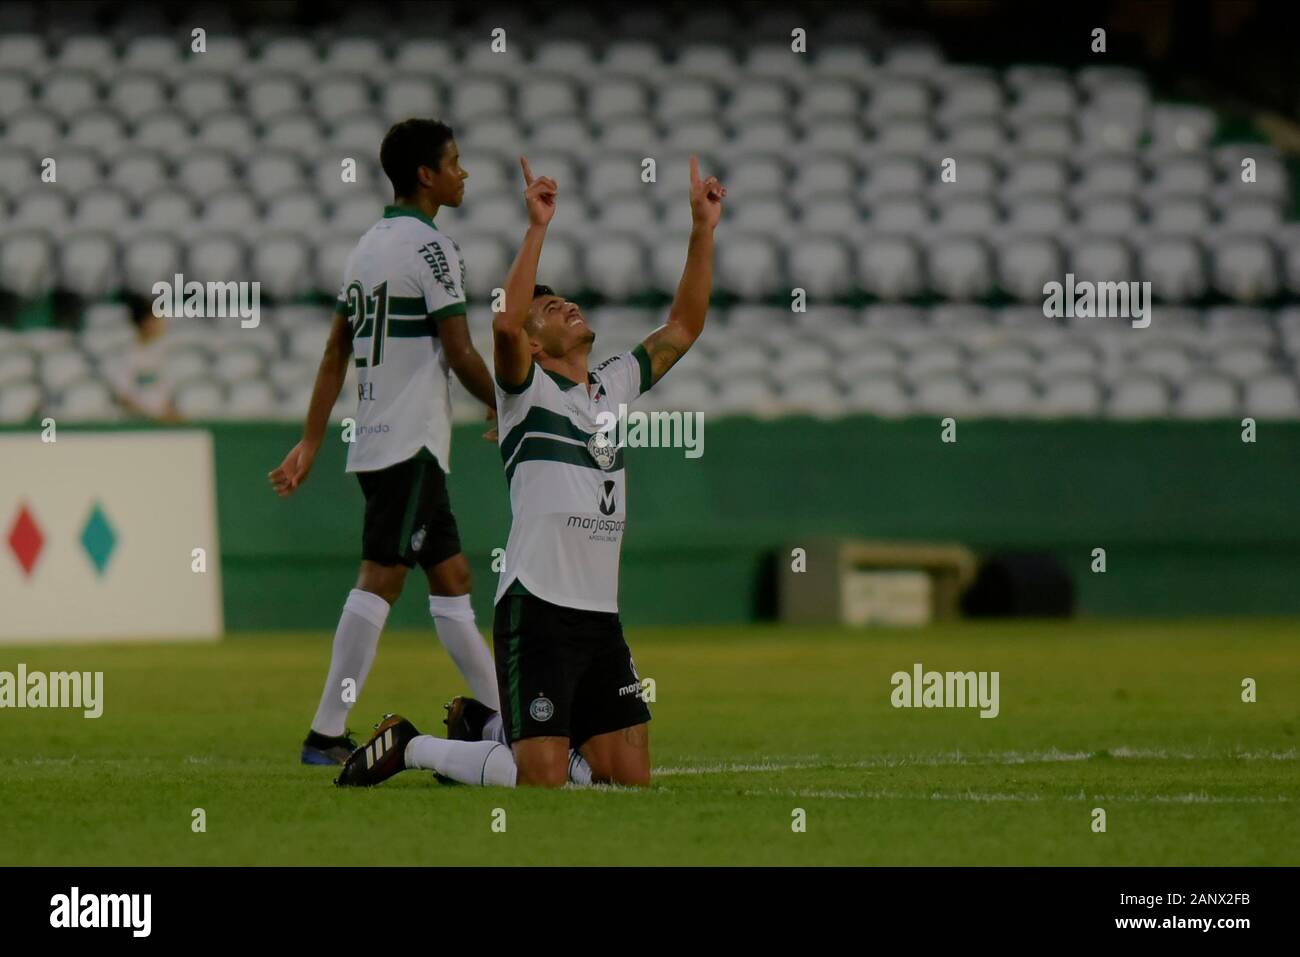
[336,154,726,788]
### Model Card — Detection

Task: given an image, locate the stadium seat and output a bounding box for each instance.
[4,109,60,156]
[1212,236,1279,301]
[175,379,226,418]
[1149,195,1212,235]
[1244,375,1300,419]
[1070,236,1134,283]
[1107,375,1171,419]
[122,34,184,74]
[0,380,42,423]
[121,232,182,296]
[869,196,929,233]
[56,378,116,421]
[110,72,169,121]
[717,235,784,300]
[139,190,198,235]
[108,151,169,202]
[133,110,195,161]
[979,374,1039,416]
[175,74,237,122]
[1040,375,1103,416]
[1174,376,1239,418]
[927,237,994,300]
[859,236,925,299]
[40,347,91,391]
[52,36,112,79]
[252,234,313,301]
[188,234,248,285]
[0,231,54,298]
[997,236,1064,301]
[197,111,258,158]
[57,232,118,299]
[1140,237,1208,301]
[38,70,98,121]
[0,349,37,385]
[583,233,648,300]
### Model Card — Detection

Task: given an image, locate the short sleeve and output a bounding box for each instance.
[592,345,653,406]
[416,234,468,322]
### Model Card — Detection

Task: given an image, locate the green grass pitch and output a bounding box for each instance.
[2,619,1297,866]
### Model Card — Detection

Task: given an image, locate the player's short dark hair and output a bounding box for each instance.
[123,291,153,330]
[533,284,556,299]
[380,118,455,196]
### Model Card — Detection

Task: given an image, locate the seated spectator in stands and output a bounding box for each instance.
[110,294,184,422]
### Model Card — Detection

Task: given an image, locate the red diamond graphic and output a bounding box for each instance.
[7,503,44,577]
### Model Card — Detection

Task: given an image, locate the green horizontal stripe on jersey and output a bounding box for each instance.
[388,295,428,316]
[429,302,467,322]
[499,405,596,463]
[387,317,438,338]
[503,434,624,484]
[633,342,654,393]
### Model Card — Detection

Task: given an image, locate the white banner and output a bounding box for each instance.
[0,430,223,643]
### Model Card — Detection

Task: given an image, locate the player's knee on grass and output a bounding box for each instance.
[425,552,472,596]
[357,561,408,606]
[581,724,651,788]
[512,736,568,788]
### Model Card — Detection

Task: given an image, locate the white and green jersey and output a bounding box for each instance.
[336,205,468,474]
[493,346,654,613]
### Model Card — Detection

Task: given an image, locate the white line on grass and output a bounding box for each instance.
[654,747,1297,777]
[728,788,1291,804]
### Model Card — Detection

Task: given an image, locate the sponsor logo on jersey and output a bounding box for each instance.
[529,696,554,722]
[418,241,459,299]
[598,480,617,516]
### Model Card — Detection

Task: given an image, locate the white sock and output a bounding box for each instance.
[405,735,517,787]
[482,712,507,744]
[478,714,591,785]
[310,589,389,737]
[428,594,500,711]
[567,750,593,786]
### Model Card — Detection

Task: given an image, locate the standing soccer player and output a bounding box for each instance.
[269,119,501,765]
[336,154,726,788]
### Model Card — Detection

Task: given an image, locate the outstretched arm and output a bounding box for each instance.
[493,156,557,390]
[641,155,726,385]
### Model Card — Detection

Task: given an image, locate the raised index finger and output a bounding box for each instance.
[689,154,701,190]
[520,155,535,186]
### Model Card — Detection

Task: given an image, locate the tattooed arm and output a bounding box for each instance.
[640,156,727,385]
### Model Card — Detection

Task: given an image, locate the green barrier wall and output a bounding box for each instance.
[201,416,1300,629]
[9,419,1297,628]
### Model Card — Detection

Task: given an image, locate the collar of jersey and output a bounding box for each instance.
[543,367,599,392]
[382,204,437,229]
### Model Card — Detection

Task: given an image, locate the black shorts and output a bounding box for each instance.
[493,585,651,748]
[356,449,462,569]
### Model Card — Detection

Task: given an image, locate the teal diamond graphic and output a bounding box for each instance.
[80,503,117,577]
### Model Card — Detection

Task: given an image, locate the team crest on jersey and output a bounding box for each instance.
[529,696,554,722]
[587,431,617,470]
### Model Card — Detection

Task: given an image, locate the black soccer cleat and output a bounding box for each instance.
[443,695,496,742]
[301,729,359,766]
[334,714,420,787]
